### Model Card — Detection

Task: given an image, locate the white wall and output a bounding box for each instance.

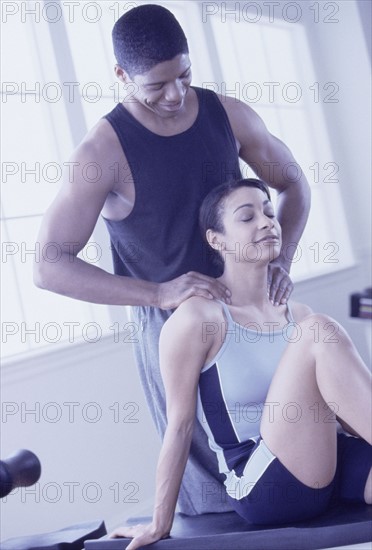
[1,0,371,542]
[0,336,160,540]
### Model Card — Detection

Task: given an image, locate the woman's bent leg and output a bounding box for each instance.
[260,314,372,489]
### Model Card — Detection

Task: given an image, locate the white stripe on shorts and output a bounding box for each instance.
[224,439,276,501]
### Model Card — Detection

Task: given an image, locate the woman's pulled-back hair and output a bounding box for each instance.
[112,5,189,77]
[199,178,271,270]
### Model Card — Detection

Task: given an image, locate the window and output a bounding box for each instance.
[1,4,113,361]
[1,0,354,361]
[199,5,354,280]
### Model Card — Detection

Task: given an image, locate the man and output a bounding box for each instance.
[34,4,310,515]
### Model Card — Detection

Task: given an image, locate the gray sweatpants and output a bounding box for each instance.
[130,305,233,515]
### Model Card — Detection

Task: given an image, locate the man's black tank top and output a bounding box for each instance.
[103,86,241,282]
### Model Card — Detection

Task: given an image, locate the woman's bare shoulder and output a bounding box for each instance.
[162,297,224,336]
[288,300,314,323]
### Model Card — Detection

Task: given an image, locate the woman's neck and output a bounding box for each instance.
[219,261,271,308]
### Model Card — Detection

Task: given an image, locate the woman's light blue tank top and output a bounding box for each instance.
[196,300,296,474]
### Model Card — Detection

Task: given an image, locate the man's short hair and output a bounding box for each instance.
[112,4,189,77]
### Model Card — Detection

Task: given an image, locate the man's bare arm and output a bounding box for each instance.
[221,96,311,304]
[34,123,231,309]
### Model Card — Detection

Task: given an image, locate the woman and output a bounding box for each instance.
[111,179,372,548]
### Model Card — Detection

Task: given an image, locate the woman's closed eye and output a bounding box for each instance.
[240,212,275,222]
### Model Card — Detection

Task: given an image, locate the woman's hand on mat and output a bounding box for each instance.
[109,522,169,549]
[156,271,231,309]
[267,262,293,306]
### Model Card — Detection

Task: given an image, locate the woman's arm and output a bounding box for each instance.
[110,420,196,548]
[110,297,213,549]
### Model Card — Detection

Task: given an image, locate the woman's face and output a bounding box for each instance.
[211,186,282,264]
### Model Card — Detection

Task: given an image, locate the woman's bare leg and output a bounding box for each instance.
[364,469,372,504]
[261,314,372,490]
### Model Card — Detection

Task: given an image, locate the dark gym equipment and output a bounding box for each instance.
[1,520,107,550]
[350,287,372,319]
[84,503,372,550]
[0,449,41,499]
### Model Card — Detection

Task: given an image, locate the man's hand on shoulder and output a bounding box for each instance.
[156,271,231,310]
[267,261,293,306]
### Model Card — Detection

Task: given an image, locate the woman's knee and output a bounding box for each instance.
[296,313,351,352]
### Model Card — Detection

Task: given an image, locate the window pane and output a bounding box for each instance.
[1,95,72,219]
[1,220,29,358]
[2,216,112,356]
[1,10,48,83]
[60,2,116,88]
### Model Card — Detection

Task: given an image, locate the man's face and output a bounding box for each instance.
[123,53,192,118]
